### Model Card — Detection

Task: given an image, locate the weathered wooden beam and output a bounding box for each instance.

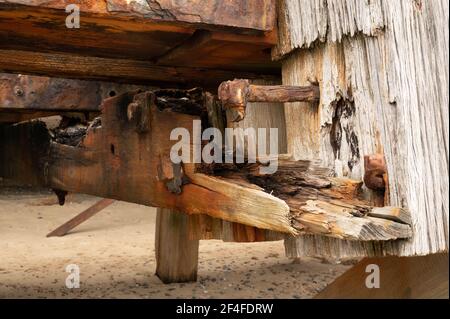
[155,30,214,65]
[0,73,155,112]
[0,50,279,89]
[0,89,412,241]
[0,89,294,233]
[0,1,278,81]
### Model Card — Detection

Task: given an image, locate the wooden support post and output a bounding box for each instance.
[155,208,199,283]
[315,253,449,299]
[46,198,115,237]
[277,0,449,258]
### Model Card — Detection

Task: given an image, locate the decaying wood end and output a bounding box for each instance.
[0,89,412,242]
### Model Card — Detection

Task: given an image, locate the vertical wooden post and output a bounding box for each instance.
[155,208,199,283]
[277,0,449,259]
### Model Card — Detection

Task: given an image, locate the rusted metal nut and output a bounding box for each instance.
[363,154,387,190]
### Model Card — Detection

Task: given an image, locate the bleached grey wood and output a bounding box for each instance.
[273,0,385,60]
[279,0,449,257]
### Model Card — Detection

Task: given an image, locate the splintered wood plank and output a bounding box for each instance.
[315,253,449,299]
[204,159,412,241]
[46,198,115,237]
[155,208,199,283]
[294,200,411,241]
[185,173,292,233]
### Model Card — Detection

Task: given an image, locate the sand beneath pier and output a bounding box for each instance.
[0,186,350,299]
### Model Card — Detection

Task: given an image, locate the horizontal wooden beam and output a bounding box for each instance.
[0,89,412,240]
[0,73,155,112]
[0,0,276,32]
[0,50,279,89]
[0,1,278,80]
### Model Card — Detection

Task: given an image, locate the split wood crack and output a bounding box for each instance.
[0,87,412,242]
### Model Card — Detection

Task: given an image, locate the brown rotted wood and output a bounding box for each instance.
[204,160,412,241]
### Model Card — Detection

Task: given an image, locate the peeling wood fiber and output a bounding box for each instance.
[279,0,449,257]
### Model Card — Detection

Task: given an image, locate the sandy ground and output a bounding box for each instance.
[0,186,351,299]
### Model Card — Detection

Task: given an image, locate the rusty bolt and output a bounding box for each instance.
[363,154,387,191]
[218,79,320,122]
[13,86,24,97]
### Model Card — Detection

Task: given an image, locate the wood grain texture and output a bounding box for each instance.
[0,1,278,79]
[279,0,449,257]
[203,159,411,241]
[0,73,155,111]
[155,208,199,283]
[0,49,278,89]
[272,0,385,60]
[316,253,449,299]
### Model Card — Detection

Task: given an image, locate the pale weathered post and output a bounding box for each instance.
[275,0,449,297]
